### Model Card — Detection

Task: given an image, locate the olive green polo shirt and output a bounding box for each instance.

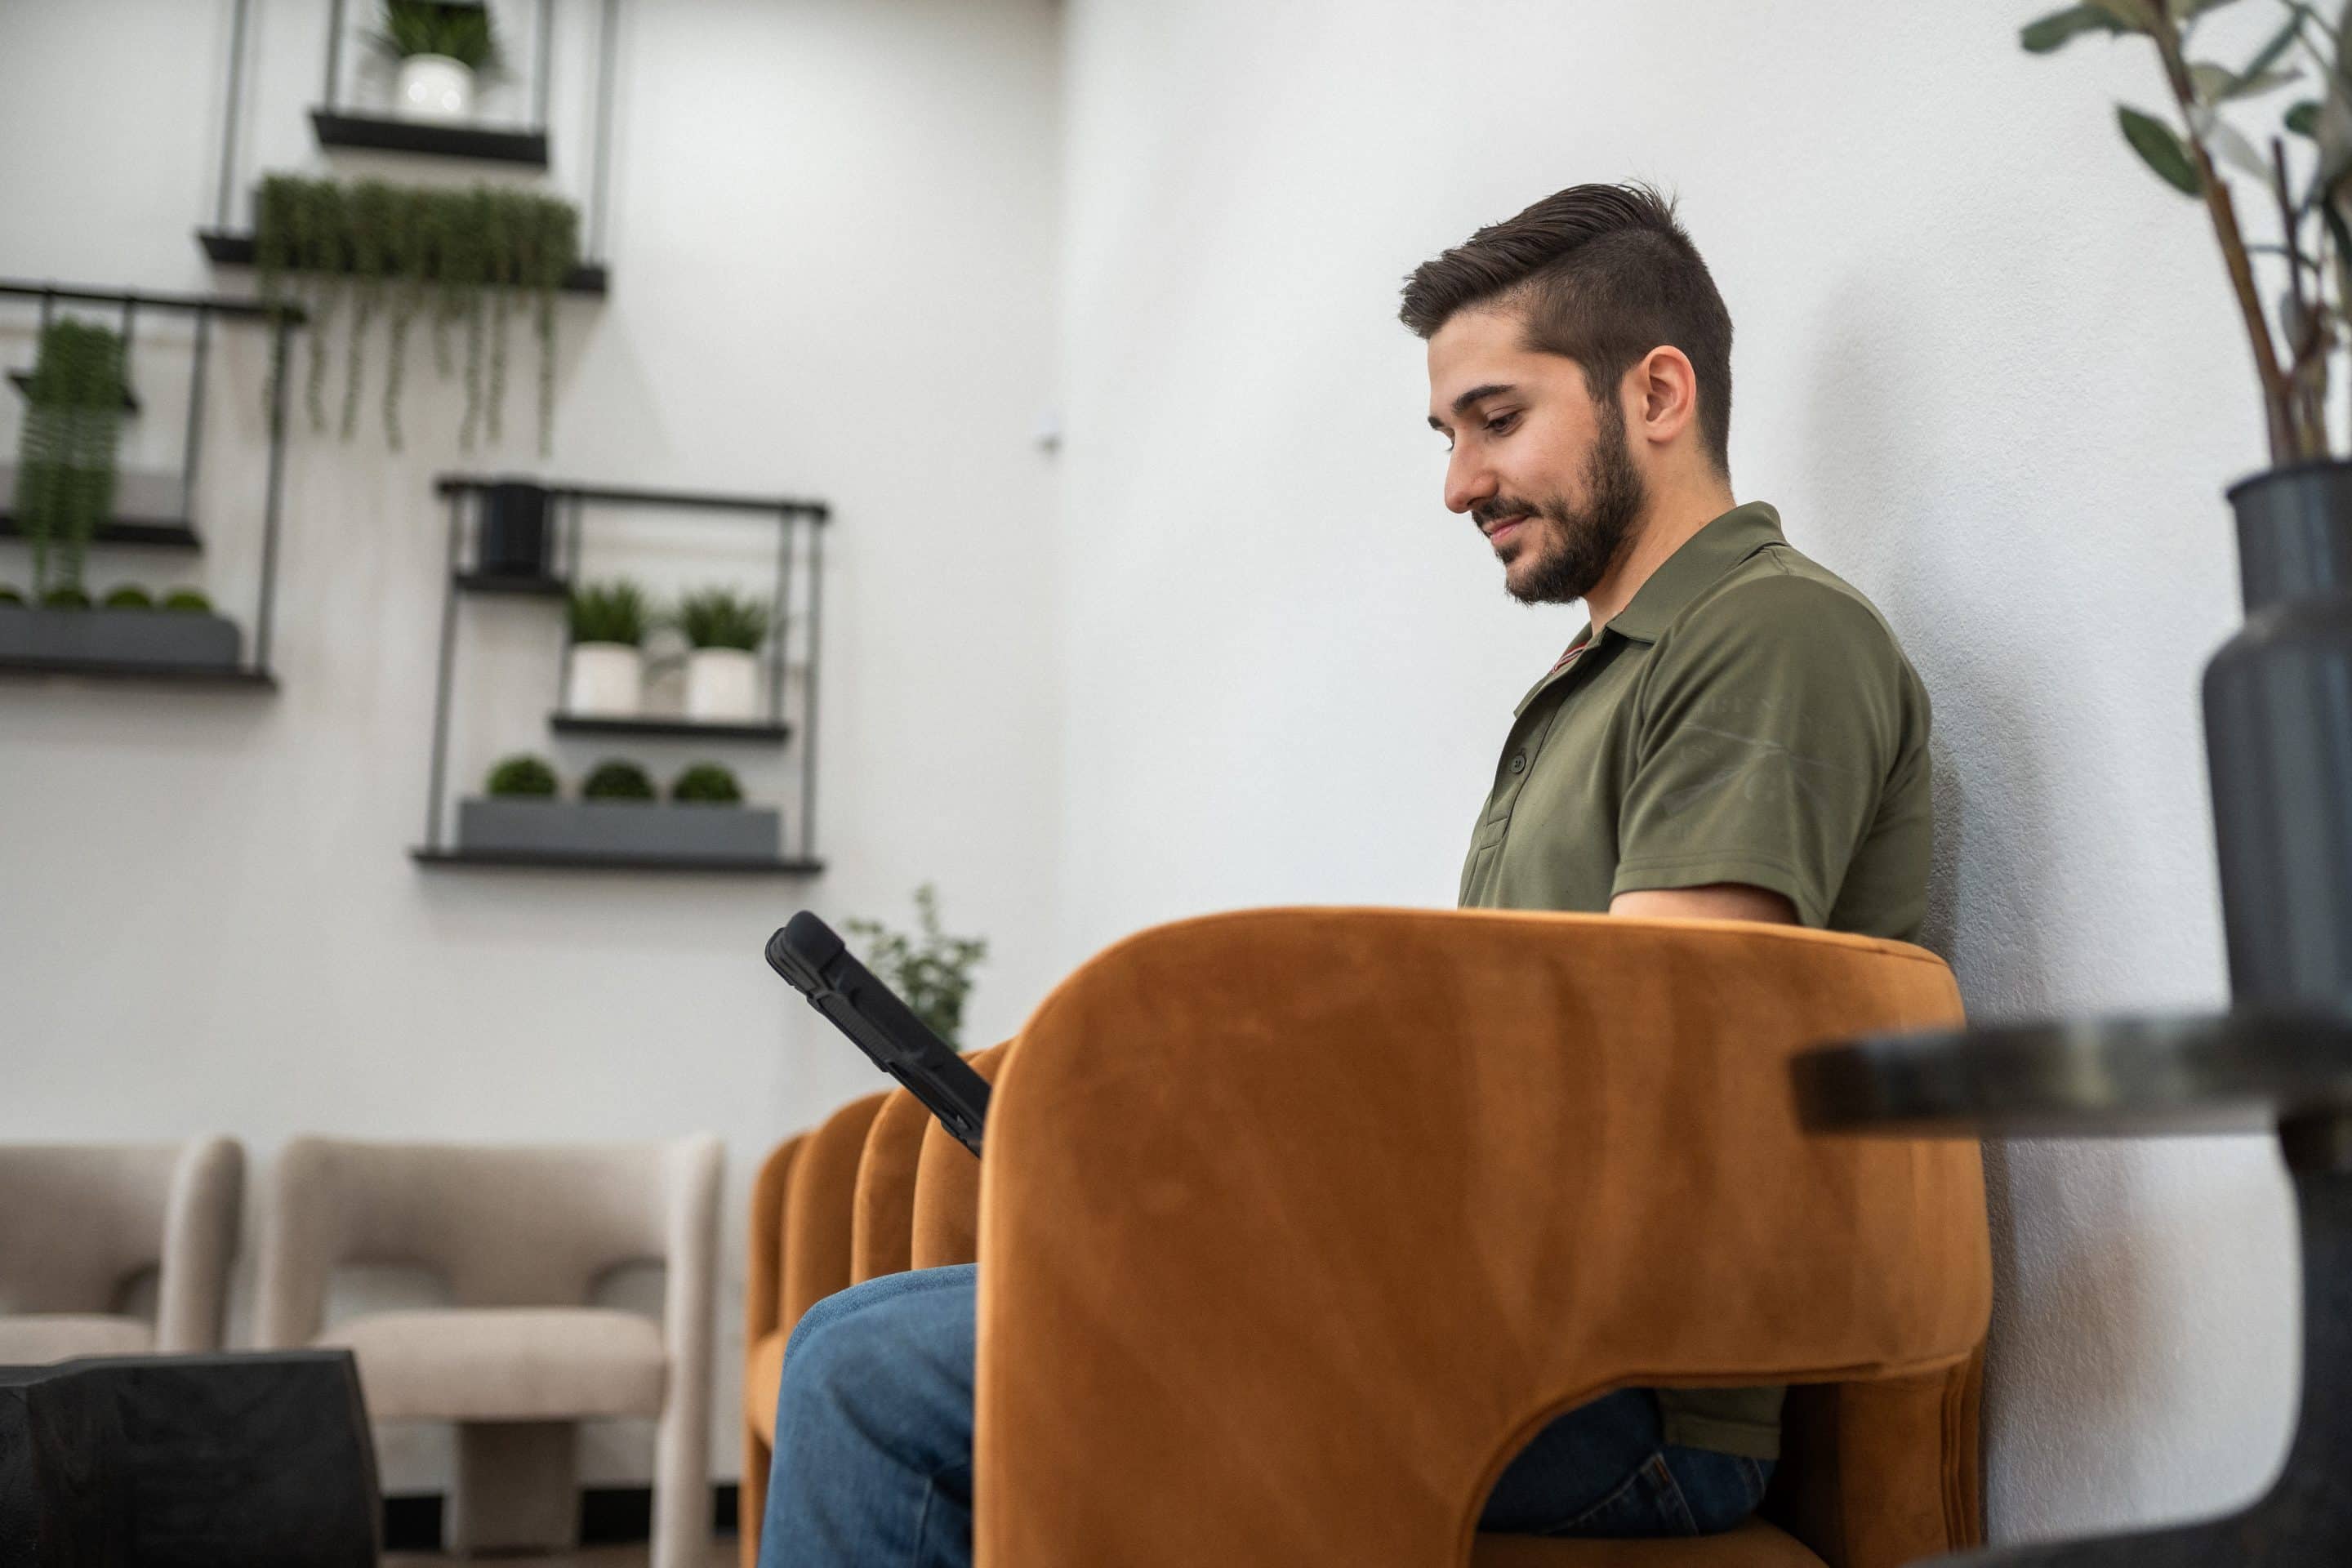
[1458,500,1933,1460]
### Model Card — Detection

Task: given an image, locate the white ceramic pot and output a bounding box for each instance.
[686,647,760,721]
[395,54,476,122]
[565,642,644,716]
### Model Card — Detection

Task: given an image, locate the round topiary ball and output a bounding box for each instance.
[670,762,743,804]
[42,586,91,610]
[161,588,213,613]
[582,760,657,802]
[104,586,154,610]
[486,754,559,798]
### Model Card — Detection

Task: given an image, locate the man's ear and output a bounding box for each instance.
[1632,346,1699,445]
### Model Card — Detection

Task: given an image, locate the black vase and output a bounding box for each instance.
[475,480,552,577]
[2205,460,2352,1015]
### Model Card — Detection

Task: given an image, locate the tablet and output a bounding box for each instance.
[764,911,991,1158]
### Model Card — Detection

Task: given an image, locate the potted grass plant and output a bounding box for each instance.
[2025,0,2352,1022]
[369,0,505,122]
[673,587,769,722]
[565,579,648,715]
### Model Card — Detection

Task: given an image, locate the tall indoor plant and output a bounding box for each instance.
[2029,0,2352,1018]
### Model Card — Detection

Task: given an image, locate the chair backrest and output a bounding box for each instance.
[256,1138,697,1348]
[778,1095,886,1335]
[746,1134,807,1352]
[910,1044,1007,1270]
[852,1090,934,1283]
[0,1137,243,1351]
[964,908,1991,1568]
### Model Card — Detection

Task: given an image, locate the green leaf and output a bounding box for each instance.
[2023,4,2134,51]
[2243,13,2305,82]
[2088,0,2159,24]
[2119,105,2204,194]
[2290,97,2323,135]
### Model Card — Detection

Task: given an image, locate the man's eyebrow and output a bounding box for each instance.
[1428,382,1518,430]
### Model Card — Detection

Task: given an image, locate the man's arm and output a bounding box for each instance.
[1610,884,1797,925]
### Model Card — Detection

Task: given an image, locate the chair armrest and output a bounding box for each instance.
[910,1043,1009,1270]
[157,1134,243,1353]
[972,907,1988,1568]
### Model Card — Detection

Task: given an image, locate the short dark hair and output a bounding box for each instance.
[1400,182,1734,477]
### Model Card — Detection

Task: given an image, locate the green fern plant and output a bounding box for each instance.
[367,0,506,74]
[13,318,126,599]
[568,580,649,646]
[844,884,989,1048]
[672,587,770,651]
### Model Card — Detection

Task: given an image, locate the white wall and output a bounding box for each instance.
[0,0,1063,1491]
[1052,0,2297,1546]
[0,0,2310,1544]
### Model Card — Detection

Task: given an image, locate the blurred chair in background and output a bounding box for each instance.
[0,1136,243,1364]
[255,1135,721,1568]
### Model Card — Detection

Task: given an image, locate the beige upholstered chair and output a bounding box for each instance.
[0,1136,243,1363]
[256,1137,722,1568]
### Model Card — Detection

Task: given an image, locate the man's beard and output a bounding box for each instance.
[1481,398,1646,606]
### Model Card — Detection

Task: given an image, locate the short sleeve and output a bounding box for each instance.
[1610,572,1906,927]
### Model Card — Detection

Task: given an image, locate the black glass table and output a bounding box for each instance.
[1794,1011,2352,1565]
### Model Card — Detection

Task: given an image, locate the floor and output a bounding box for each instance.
[385,1543,736,1567]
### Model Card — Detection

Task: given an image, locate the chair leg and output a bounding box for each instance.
[740,1423,770,1568]
[448,1421,579,1556]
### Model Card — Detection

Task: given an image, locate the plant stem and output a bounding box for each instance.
[2154,14,2305,462]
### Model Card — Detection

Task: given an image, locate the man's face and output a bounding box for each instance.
[1425,306,1646,606]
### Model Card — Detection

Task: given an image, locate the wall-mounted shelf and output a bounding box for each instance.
[550,714,793,744]
[0,281,300,687]
[0,515,201,550]
[310,109,550,167]
[196,231,611,297]
[417,477,831,871]
[412,848,825,875]
[456,570,569,597]
[0,657,277,688]
[8,371,139,413]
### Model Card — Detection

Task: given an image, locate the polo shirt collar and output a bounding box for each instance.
[1509,501,1784,717]
[1601,501,1785,646]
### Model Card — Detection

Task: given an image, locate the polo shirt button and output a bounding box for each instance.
[1508,752,1527,775]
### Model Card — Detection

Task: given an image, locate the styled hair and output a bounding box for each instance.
[1400,182,1733,476]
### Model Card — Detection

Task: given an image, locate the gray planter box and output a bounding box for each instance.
[457,797,782,863]
[0,606,242,670]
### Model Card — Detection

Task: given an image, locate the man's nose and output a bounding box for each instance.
[1444,448,1496,516]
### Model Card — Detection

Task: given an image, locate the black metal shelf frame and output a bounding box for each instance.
[0,280,299,687]
[211,0,621,268]
[416,477,830,871]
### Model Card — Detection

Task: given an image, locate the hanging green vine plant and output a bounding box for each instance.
[253,173,577,453]
[11,318,127,599]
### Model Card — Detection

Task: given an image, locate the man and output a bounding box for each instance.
[760,181,1932,1561]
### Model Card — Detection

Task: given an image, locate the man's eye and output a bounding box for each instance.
[1486,412,1518,435]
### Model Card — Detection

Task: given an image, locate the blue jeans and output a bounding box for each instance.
[760,1264,1770,1566]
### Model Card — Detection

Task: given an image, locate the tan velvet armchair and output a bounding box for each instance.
[746,909,1990,1568]
[0,1136,244,1363]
